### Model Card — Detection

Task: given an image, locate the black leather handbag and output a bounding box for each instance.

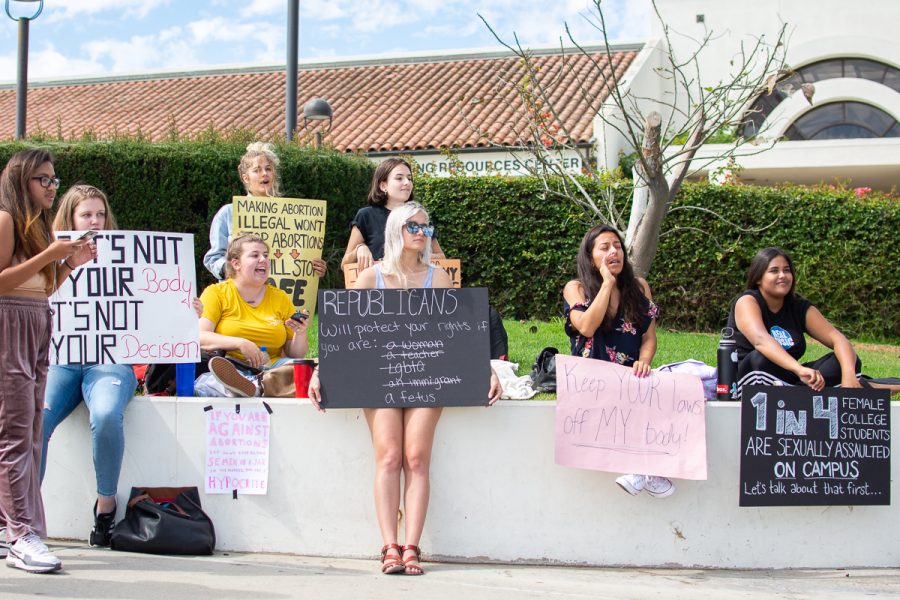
[110,486,216,555]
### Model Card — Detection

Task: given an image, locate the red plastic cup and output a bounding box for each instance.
[293,359,316,398]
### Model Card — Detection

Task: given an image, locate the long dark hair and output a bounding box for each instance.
[367,158,414,206]
[576,225,645,330]
[0,149,56,291]
[745,246,796,298]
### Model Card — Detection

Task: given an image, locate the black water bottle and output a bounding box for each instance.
[716,328,738,401]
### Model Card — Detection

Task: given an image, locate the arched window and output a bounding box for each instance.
[740,57,900,137]
[783,101,900,140]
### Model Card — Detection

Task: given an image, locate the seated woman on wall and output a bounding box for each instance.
[196,232,309,397]
[203,142,326,281]
[311,202,501,576]
[40,185,137,548]
[562,225,672,498]
[341,157,443,273]
[727,247,862,396]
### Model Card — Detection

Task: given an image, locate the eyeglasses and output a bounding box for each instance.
[32,176,61,189]
[404,221,434,237]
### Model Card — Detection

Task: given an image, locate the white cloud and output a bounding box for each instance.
[41,0,171,23]
[0,43,105,82]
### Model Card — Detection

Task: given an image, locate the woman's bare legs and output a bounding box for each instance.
[364,408,404,570]
[401,407,442,573]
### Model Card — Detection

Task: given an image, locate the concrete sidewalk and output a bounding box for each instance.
[0,541,897,600]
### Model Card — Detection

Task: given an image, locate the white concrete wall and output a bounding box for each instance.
[43,398,899,568]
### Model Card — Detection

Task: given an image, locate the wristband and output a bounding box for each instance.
[64,259,75,270]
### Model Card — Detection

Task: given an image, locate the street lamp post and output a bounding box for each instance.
[303,98,333,149]
[285,0,299,141]
[5,0,44,140]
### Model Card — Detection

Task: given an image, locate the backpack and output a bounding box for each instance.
[530,347,559,393]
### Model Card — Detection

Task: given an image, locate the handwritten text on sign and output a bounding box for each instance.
[316,288,491,408]
[739,385,890,507]
[233,196,326,313]
[555,356,708,480]
[50,231,199,365]
[205,407,270,495]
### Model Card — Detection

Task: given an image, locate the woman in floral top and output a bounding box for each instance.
[562,225,673,498]
[563,225,658,376]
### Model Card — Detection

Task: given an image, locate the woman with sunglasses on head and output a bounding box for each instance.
[39,185,138,549]
[312,202,500,576]
[563,225,670,498]
[727,247,862,396]
[203,142,326,281]
[341,158,443,274]
[0,150,95,573]
[196,233,310,398]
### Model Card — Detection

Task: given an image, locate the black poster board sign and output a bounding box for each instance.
[316,288,491,408]
[739,385,891,507]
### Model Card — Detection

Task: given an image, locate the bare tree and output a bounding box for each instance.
[467,0,790,276]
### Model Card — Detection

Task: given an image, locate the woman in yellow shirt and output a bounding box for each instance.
[197,233,309,397]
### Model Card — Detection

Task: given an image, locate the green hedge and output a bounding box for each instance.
[418,178,899,340]
[3,141,895,339]
[0,140,374,290]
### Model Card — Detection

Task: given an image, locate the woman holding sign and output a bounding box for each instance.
[341,158,444,273]
[727,247,862,395]
[312,202,501,576]
[562,225,673,498]
[203,142,326,281]
[0,150,95,573]
[39,185,138,549]
[196,232,310,397]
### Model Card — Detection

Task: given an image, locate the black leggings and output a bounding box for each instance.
[737,351,861,387]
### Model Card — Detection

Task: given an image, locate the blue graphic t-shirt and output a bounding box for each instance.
[726,289,812,362]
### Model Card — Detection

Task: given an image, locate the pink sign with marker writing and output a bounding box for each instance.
[554,355,708,480]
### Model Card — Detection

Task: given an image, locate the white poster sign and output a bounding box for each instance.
[50,231,199,365]
[205,406,271,495]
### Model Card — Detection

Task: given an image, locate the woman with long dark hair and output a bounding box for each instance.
[726,247,862,395]
[562,225,671,497]
[0,150,94,573]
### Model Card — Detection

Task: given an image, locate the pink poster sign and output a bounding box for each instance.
[554,355,708,480]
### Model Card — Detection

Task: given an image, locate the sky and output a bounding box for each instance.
[0,0,651,83]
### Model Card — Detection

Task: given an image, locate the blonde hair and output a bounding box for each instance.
[381,201,432,288]
[53,184,118,231]
[224,232,268,279]
[237,142,281,197]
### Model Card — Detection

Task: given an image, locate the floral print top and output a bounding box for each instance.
[563,294,659,366]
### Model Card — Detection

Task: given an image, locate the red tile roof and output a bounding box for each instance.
[0,46,640,153]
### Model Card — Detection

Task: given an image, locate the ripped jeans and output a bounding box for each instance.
[40,364,137,497]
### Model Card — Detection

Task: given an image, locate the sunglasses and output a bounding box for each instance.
[404,221,434,237]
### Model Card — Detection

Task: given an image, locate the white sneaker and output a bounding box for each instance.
[645,476,676,498]
[615,474,646,496]
[5,533,62,573]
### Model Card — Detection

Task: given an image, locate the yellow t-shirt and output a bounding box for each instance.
[200,279,294,362]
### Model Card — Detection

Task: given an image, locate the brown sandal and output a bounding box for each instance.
[401,544,424,575]
[381,543,405,574]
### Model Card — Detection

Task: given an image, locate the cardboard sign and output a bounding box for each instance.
[232,196,327,313]
[50,231,199,365]
[317,288,491,408]
[205,406,270,495]
[555,355,708,480]
[739,385,891,506]
[342,259,462,289]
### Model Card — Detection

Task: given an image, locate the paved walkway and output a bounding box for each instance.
[1,541,898,600]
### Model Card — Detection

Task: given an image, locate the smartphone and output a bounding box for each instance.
[290,311,308,322]
[79,230,98,241]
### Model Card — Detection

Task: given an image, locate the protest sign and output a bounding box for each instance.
[342,259,462,289]
[232,196,326,313]
[555,355,708,480]
[316,287,491,408]
[739,385,891,506]
[50,231,199,365]
[205,406,270,495]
